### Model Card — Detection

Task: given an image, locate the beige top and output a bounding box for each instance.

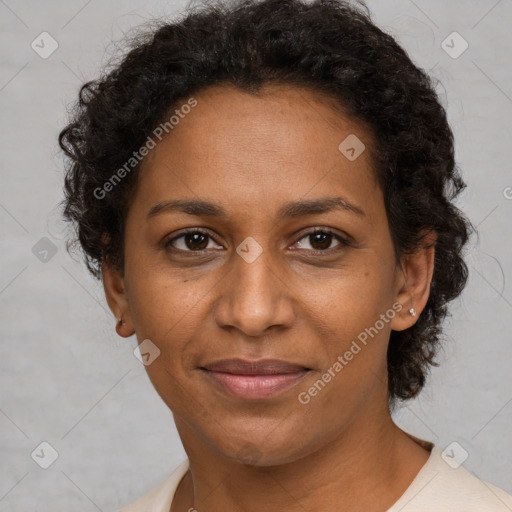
[118,444,512,512]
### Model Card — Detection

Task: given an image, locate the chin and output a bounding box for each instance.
[220,434,314,468]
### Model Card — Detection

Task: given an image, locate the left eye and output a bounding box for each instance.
[293,230,346,251]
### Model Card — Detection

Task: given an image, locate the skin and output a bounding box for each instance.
[103,83,436,512]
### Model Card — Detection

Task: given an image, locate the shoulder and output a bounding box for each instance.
[388,446,512,512]
[116,459,189,512]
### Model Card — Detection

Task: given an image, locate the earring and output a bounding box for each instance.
[408,308,417,317]
[117,317,125,326]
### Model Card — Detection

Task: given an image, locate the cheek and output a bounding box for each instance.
[294,268,395,413]
[314,295,392,380]
[307,258,395,334]
[126,263,207,340]
[301,258,396,394]
[126,271,210,410]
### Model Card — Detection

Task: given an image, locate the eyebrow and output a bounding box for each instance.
[146,196,366,220]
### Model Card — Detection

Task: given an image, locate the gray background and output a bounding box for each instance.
[1,0,511,510]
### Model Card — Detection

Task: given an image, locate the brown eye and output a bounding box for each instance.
[183,232,209,250]
[309,232,333,250]
[165,230,222,252]
[294,229,348,252]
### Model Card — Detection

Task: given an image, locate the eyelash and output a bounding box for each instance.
[163,227,350,255]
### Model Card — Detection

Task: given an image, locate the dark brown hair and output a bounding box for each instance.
[58,0,473,404]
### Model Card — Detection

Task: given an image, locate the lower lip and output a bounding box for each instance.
[201,369,310,399]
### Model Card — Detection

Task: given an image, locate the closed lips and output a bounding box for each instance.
[200,358,311,375]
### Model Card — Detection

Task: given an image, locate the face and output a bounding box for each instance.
[104,83,426,466]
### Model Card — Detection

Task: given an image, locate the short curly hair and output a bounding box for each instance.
[58,0,473,404]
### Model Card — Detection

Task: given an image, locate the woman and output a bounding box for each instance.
[58,0,512,510]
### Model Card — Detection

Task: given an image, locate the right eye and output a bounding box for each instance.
[164,229,224,252]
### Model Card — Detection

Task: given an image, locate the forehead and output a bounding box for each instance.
[133,83,381,221]
[158,82,373,160]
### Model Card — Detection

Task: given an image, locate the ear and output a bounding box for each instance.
[390,230,437,331]
[102,260,134,337]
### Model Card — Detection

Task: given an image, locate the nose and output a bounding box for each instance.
[212,243,296,337]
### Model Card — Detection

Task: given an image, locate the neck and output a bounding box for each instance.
[172,404,430,512]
